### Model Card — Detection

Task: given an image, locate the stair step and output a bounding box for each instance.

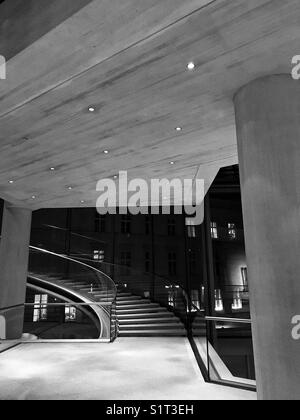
[116,302,157,308]
[119,330,187,337]
[119,318,180,324]
[117,300,150,306]
[116,309,169,315]
[117,311,172,318]
[117,304,161,311]
[119,323,185,330]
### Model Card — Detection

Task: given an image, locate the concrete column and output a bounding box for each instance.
[234,74,300,400]
[0,202,32,339]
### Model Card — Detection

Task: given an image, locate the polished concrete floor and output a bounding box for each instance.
[0,338,257,400]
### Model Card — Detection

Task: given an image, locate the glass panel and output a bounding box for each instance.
[206,319,256,389]
[0,302,117,342]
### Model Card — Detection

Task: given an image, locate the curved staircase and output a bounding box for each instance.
[27,274,187,338]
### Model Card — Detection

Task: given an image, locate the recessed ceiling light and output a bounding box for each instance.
[175,127,182,132]
[170,161,175,165]
[8,180,14,184]
[31,195,36,200]
[103,150,109,155]
[187,62,195,71]
[67,186,73,190]
[80,200,85,204]
[50,167,55,171]
[88,106,95,112]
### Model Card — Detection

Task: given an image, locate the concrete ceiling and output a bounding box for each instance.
[0,0,299,209]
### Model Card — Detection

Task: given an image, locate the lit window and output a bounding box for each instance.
[93,250,105,261]
[232,291,243,311]
[65,305,77,322]
[33,294,48,322]
[187,225,196,238]
[211,222,218,239]
[241,267,248,290]
[214,289,224,312]
[191,289,200,312]
[228,223,237,240]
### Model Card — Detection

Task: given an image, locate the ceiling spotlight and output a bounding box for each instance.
[31,195,36,200]
[187,62,195,71]
[67,186,73,190]
[80,200,85,204]
[103,150,109,155]
[8,180,14,184]
[170,161,175,165]
[50,167,55,171]
[88,106,95,112]
[175,127,182,132]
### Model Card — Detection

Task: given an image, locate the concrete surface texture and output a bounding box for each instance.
[0,338,256,400]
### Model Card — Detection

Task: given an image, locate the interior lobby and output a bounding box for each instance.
[0,0,300,401]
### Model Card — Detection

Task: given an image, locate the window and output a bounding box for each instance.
[145,216,151,235]
[65,305,77,322]
[168,219,176,236]
[189,250,197,274]
[168,252,177,276]
[145,252,151,273]
[121,215,131,234]
[95,213,106,233]
[93,250,105,262]
[191,289,200,311]
[241,267,248,290]
[121,251,131,267]
[33,294,48,322]
[228,223,237,240]
[187,225,196,238]
[211,222,218,239]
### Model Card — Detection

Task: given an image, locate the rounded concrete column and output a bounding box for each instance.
[234,75,300,400]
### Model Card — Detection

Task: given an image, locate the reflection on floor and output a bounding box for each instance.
[0,338,257,400]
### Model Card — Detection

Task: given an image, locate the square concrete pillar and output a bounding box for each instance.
[0,202,32,339]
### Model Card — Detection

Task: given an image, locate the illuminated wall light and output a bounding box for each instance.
[187,62,195,71]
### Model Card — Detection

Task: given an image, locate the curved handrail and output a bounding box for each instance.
[29,245,117,299]
[26,245,118,341]
[35,224,188,294]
